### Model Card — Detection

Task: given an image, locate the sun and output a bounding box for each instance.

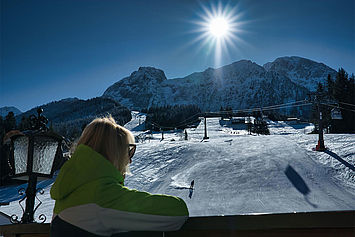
[191,2,245,66]
[208,17,230,39]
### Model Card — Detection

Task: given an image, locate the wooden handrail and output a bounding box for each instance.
[0,210,354,237]
[179,210,355,230]
[166,210,355,237]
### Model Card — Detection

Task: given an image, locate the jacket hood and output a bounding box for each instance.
[50,144,124,200]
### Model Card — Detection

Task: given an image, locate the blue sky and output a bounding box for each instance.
[1,0,354,112]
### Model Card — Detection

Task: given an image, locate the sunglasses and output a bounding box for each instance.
[128,144,136,160]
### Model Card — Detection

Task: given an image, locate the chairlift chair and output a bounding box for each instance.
[331,107,342,120]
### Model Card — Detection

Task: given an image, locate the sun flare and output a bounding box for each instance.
[192,2,245,66]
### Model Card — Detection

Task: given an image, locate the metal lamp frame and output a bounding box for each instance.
[10,131,63,180]
[9,109,63,224]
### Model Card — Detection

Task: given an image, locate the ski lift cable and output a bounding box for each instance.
[148,112,204,129]
[148,121,190,130]
[209,100,310,114]
[338,101,355,108]
[258,100,308,109]
[245,103,312,113]
[264,102,312,110]
[320,103,355,113]
[146,101,312,130]
[198,102,311,116]
[148,121,169,129]
[321,103,355,112]
[173,112,204,126]
[150,102,312,130]
[227,102,312,113]
[260,102,313,112]
[227,103,307,114]
[149,120,192,130]
[147,100,354,131]
[214,100,309,114]
[157,112,205,129]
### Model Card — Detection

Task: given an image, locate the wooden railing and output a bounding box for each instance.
[0,210,354,237]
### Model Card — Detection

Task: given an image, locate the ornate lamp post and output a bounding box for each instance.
[9,108,63,223]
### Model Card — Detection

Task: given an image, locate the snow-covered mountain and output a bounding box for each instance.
[103,67,167,109]
[263,56,337,92]
[103,56,336,113]
[0,106,22,117]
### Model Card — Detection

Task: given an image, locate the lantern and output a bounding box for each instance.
[10,131,62,180]
[9,108,63,223]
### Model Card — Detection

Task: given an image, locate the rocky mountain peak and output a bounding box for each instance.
[263,56,337,91]
[264,56,320,71]
[206,59,266,81]
[102,56,336,114]
[228,59,264,72]
[129,66,167,84]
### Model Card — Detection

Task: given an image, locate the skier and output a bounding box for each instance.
[189,180,194,199]
[190,180,195,190]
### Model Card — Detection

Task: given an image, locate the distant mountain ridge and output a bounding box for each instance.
[3,56,337,137]
[16,97,131,138]
[0,106,22,117]
[103,56,337,114]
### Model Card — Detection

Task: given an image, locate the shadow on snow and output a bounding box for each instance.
[284,165,318,208]
[323,150,355,172]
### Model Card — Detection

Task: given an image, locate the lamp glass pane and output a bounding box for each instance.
[33,136,58,174]
[13,136,29,174]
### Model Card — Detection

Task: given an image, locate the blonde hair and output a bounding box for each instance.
[77,115,135,175]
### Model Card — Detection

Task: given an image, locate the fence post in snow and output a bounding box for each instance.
[203,116,209,140]
[160,128,164,141]
[316,96,326,151]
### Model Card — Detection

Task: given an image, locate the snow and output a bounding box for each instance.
[0,112,354,222]
[123,111,146,131]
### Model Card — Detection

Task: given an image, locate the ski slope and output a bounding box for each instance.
[1,114,354,223]
[126,118,355,216]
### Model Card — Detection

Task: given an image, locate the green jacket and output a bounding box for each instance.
[50,144,188,236]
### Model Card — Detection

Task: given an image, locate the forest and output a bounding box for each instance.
[144,105,201,131]
[311,68,355,133]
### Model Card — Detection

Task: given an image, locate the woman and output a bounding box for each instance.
[50,116,188,236]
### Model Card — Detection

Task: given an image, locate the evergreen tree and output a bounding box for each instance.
[334,68,348,103]
[347,74,355,132]
[326,74,334,100]
[4,112,16,133]
[347,74,355,105]
[145,105,201,131]
[0,116,4,141]
[328,69,355,133]
[18,115,32,131]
